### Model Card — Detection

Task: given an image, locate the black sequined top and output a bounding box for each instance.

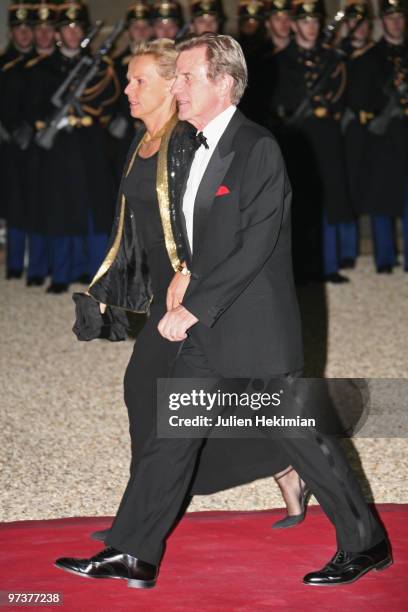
[123,153,173,303]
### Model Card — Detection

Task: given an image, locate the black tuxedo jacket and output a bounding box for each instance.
[181,109,303,377]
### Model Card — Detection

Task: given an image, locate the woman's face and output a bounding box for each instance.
[125,54,174,120]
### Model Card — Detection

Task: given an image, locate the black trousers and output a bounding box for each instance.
[106,338,385,566]
[123,304,290,492]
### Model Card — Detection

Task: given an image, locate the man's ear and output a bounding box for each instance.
[217,73,234,101]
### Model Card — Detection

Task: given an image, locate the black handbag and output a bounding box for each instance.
[72,292,129,342]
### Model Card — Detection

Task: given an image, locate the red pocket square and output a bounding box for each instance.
[216,185,230,197]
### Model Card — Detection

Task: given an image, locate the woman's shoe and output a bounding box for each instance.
[272,476,311,529]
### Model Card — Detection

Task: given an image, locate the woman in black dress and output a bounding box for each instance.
[86,39,309,535]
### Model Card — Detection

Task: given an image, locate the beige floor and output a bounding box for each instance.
[0,256,407,523]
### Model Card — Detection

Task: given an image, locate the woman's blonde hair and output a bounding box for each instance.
[132,38,178,80]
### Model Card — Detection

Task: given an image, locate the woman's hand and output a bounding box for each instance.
[166,270,190,311]
[84,290,107,314]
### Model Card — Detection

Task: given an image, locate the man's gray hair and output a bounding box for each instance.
[176,33,248,104]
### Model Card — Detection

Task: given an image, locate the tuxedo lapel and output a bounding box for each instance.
[191,109,245,260]
[192,148,235,258]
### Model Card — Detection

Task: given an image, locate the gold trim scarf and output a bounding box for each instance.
[89,114,181,290]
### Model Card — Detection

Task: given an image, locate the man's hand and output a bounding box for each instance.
[166,270,190,311]
[158,305,198,341]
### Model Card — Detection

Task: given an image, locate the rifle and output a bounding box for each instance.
[50,20,103,110]
[36,19,124,150]
[12,21,103,151]
[285,11,346,126]
[368,52,408,135]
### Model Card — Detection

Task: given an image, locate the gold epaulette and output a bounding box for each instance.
[350,41,375,60]
[25,55,47,69]
[102,55,114,66]
[1,55,24,72]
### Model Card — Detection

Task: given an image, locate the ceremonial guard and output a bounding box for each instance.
[340,0,371,57]
[151,0,184,40]
[190,0,225,35]
[110,1,154,179]
[24,1,120,293]
[18,2,59,285]
[0,2,34,280]
[263,0,292,53]
[343,0,407,273]
[241,0,292,122]
[237,0,266,50]
[0,1,33,69]
[264,0,355,283]
[336,0,373,270]
[237,0,267,120]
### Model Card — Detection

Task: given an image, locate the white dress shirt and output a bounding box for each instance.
[182,105,237,252]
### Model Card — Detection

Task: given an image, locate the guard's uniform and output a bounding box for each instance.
[237,0,269,122]
[7,1,61,285]
[344,23,408,272]
[335,0,374,268]
[25,2,120,292]
[0,2,35,279]
[110,2,153,183]
[264,0,354,282]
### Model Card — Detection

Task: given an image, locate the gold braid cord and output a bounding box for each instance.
[331,62,347,105]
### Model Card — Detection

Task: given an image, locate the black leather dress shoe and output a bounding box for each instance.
[46,282,69,294]
[303,539,392,586]
[325,272,350,284]
[27,276,45,287]
[6,269,23,280]
[55,547,157,589]
[90,528,110,542]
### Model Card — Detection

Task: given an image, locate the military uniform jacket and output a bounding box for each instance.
[0,47,35,226]
[265,40,354,224]
[23,48,120,235]
[344,38,408,216]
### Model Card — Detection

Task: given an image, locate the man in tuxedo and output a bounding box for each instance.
[56,33,390,589]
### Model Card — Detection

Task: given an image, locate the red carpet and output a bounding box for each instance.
[0,504,406,611]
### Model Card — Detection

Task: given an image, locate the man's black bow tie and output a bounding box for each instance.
[195,131,209,150]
